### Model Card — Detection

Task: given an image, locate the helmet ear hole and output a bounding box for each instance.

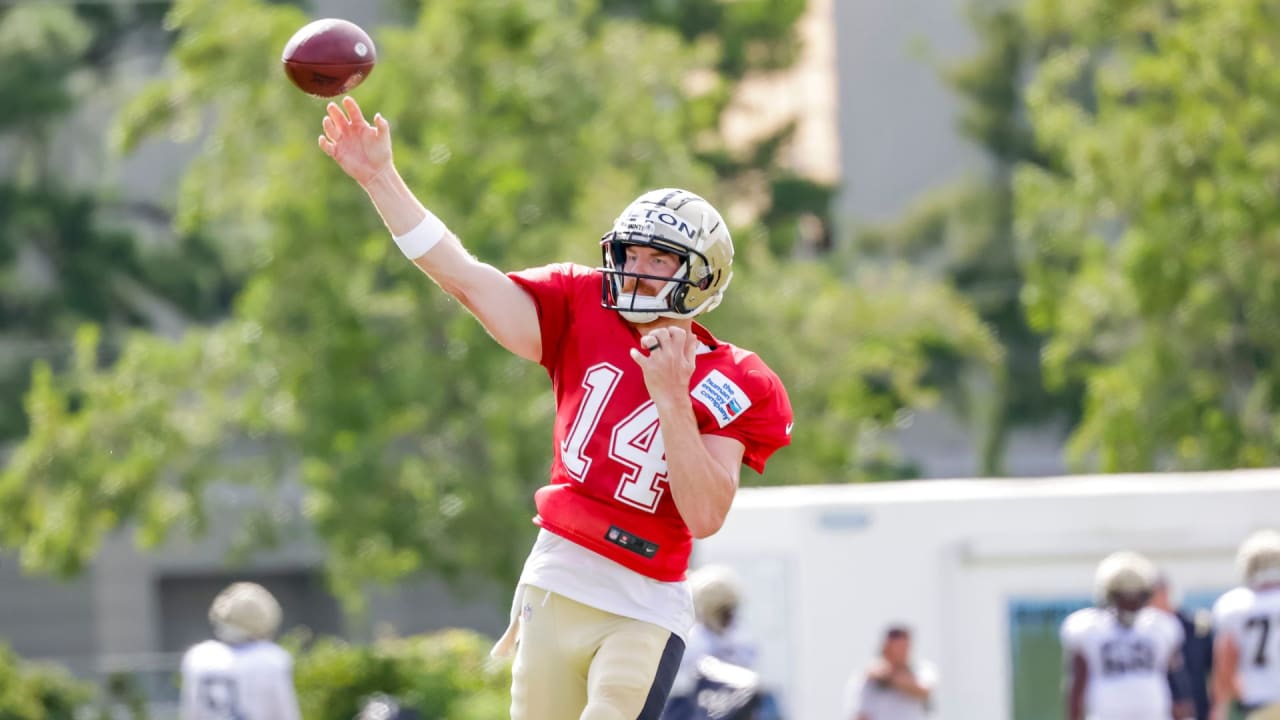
[670,284,690,313]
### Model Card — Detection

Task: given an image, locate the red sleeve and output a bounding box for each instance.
[506,262,580,370]
[730,367,793,473]
[699,363,793,474]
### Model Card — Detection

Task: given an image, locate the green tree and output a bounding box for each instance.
[1017,0,1280,471]
[292,629,509,720]
[0,2,235,440]
[1,0,997,601]
[0,643,93,720]
[388,0,832,249]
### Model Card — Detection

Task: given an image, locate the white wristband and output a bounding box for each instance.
[392,211,448,260]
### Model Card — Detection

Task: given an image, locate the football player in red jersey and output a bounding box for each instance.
[319,96,793,720]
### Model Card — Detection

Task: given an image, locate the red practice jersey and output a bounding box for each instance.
[508,263,793,581]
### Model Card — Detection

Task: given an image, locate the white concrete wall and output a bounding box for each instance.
[694,469,1280,720]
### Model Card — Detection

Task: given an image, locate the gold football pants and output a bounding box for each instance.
[505,585,684,720]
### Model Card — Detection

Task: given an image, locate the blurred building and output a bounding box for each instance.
[830,0,1072,478]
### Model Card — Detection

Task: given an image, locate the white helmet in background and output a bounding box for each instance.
[599,188,734,324]
[209,582,282,643]
[690,565,742,635]
[1094,551,1157,616]
[1237,529,1280,589]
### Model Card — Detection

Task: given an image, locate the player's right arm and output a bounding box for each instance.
[1209,632,1239,720]
[1060,613,1088,720]
[1209,592,1246,720]
[1065,652,1087,720]
[318,96,541,363]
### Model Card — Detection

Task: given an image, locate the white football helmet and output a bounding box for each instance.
[1237,529,1280,589]
[1094,550,1157,610]
[209,582,282,643]
[690,564,743,635]
[599,188,734,324]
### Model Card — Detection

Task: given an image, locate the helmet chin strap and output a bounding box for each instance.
[617,288,720,324]
[616,278,678,323]
[620,309,661,323]
[212,620,255,644]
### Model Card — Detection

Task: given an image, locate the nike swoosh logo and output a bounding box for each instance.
[785,422,794,435]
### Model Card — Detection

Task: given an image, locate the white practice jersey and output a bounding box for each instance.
[671,622,759,696]
[1060,606,1183,720]
[180,640,301,720]
[1214,585,1280,706]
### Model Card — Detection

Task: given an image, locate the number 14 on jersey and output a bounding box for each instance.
[561,364,669,513]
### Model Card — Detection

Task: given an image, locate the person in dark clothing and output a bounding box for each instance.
[1152,571,1215,720]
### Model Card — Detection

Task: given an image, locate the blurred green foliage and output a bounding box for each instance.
[0,643,93,720]
[290,629,509,720]
[1017,0,1280,471]
[0,630,507,720]
[0,0,996,602]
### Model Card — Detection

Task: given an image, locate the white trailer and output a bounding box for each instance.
[693,469,1280,720]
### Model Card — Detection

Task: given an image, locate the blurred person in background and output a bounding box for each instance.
[179,581,301,720]
[681,565,759,675]
[1151,570,1215,720]
[319,96,793,720]
[663,565,779,720]
[1060,551,1194,720]
[843,624,936,720]
[1211,530,1280,720]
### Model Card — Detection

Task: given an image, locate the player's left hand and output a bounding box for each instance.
[629,326,697,407]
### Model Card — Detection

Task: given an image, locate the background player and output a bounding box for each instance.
[179,582,301,720]
[1211,530,1280,720]
[318,96,793,720]
[1060,551,1193,720]
[663,565,769,720]
[682,565,759,673]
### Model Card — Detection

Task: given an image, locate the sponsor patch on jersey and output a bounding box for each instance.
[692,370,752,428]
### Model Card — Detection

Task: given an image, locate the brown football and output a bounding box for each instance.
[282,18,376,98]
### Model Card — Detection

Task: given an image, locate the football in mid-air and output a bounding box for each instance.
[282,18,376,98]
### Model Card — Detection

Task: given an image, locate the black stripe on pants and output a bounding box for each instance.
[636,633,686,720]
